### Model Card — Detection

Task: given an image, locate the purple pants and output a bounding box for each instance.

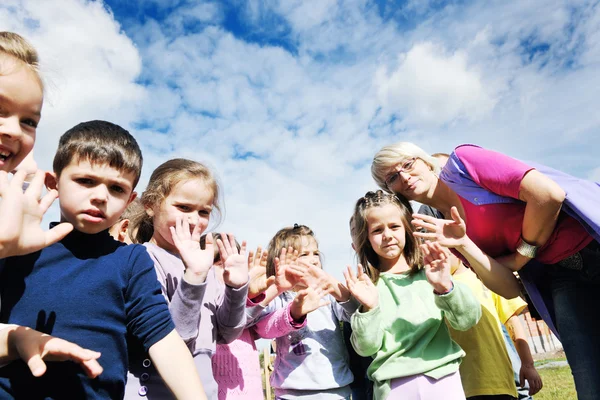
[388,371,465,399]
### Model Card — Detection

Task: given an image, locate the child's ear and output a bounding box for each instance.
[127,191,137,205]
[118,219,130,243]
[45,172,58,191]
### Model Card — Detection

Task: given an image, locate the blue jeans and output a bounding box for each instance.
[549,240,600,400]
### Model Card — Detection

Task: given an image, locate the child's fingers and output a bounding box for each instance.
[220,233,232,255]
[8,169,27,190]
[81,358,104,378]
[191,223,202,242]
[44,223,74,248]
[450,206,464,224]
[38,189,59,214]
[24,170,45,200]
[216,238,226,259]
[204,233,214,249]
[279,247,287,262]
[227,233,238,254]
[247,249,255,265]
[260,250,268,266]
[239,240,247,257]
[25,354,47,377]
[182,217,190,238]
[0,170,9,193]
[265,275,276,288]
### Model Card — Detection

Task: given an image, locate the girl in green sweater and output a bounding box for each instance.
[345,190,481,400]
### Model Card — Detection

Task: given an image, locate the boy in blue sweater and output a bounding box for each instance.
[0,120,206,399]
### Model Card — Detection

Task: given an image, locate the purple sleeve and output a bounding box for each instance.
[253,303,306,339]
[215,283,249,344]
[125,246,176,351]
[455,145,535,200]
[169,279,207,343]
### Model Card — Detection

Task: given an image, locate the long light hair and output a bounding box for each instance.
[371,142,440,192]
[350,190,422,283]
[130,158,222,244]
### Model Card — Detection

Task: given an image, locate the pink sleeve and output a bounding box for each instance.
[252,303,306,340]
[455,145,535,200]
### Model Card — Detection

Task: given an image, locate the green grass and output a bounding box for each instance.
[536,364,577,400]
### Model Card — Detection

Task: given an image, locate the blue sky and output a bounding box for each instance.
[1,0,599,278]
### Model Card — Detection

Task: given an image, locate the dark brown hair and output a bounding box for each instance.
[53,120,143,186]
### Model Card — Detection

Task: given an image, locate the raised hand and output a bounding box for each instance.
[412,206,467,248]
[7,326,103,378]
[247,246,274,298]
[343,264,378,311]
[273,247,305,293]
[170,216,213,284]
[295,260,350,302]
[289,286,331,320]
[0,170,73,259]
[421,242,453,294]
[217,233,249,289]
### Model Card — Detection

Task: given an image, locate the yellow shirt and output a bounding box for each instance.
[448,269,526,397]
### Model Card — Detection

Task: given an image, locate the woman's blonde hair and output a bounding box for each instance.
[130,158,222,244]
[0,32,43,89]
[266,224,319,277]
[350,190,422,283]
[371,142,440,192]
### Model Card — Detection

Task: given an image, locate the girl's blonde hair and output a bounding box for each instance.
[350,190,422,283]
[371,142,440,192]
[0,32,43,89]
[130,158,221,244]
[266,224,319,277]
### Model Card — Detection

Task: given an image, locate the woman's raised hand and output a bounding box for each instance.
[170,216,213,284]
[412,206,467,248]
[217,233,249,289]
[421,242,453,294]
[343,264,378,311]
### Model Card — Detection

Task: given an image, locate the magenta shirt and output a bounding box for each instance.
[455,145,592,264]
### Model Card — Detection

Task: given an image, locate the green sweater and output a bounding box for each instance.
[350,269,481,400]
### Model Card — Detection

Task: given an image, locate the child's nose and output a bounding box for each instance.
[0,116,24,140]
[91,185,108,203]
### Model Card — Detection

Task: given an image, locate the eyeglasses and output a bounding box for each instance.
[385,158,417,187]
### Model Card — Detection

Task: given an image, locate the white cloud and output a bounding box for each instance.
[375,42,496,126]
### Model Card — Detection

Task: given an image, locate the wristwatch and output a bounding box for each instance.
[516,237,539,258]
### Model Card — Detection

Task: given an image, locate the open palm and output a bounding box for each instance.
[0,170,72,258]
[421,242,453,291]
[344,264,378,311]
[290,287,331,320]
[412,206,467,248]
[170,217,213,283]
[217,233,249,289]
[274,247,305,292]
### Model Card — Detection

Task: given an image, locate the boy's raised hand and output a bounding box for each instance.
[247,246,274,298]
[0,170,73,259]
[5,326,102,378]
[290,286,331,320]
[170,216,213,284]
[421,242,454,294]
[344,264,378,311]
[217,233,249,289]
